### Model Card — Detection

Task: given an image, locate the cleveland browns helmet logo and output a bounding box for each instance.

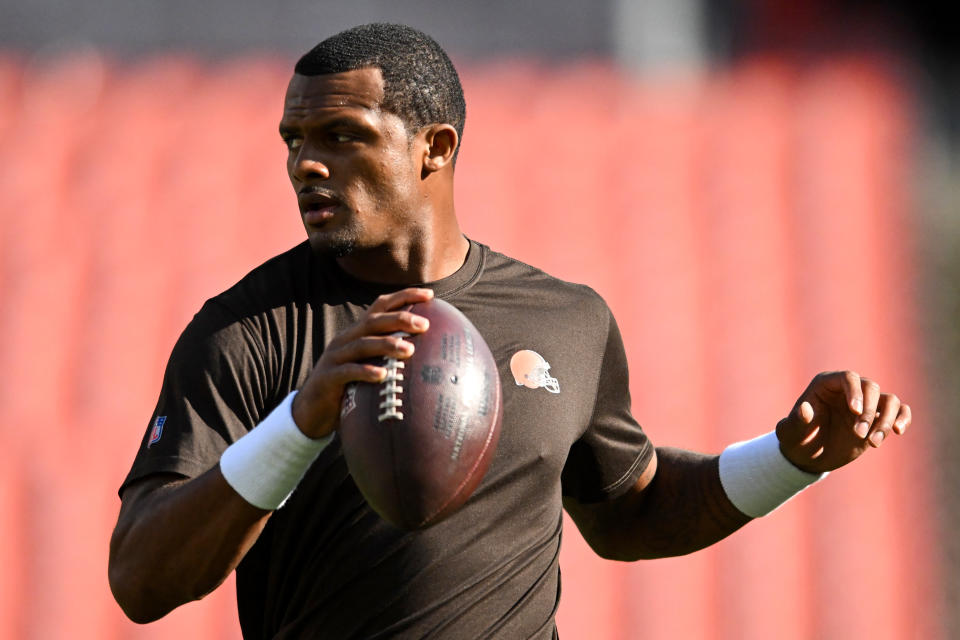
[510,350,560,393]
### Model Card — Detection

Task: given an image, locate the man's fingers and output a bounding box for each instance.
[363,310,430,336]
[331,292,432,347]
[893,403,912,435]
[331,362,389,385]
[844,371,864,415]
[866,393,900,448]
[329,307,430,350]
[854,378,880,440]
[813,370,864,416]
[329,334,415,365]
[368,287,434,313]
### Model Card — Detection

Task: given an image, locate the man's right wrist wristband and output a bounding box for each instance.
[220,391,333,511]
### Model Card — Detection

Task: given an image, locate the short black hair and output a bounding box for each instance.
[295,23,466,161]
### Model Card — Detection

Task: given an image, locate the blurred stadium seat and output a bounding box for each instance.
[0,52,941,639]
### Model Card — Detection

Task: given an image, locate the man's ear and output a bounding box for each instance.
[421,124,459,173]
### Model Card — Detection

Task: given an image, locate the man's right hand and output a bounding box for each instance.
[291,287,434,439]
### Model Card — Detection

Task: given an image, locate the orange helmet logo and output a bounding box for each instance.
[510,350,560,394]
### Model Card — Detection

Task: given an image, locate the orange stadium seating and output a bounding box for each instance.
[0,52,942,639]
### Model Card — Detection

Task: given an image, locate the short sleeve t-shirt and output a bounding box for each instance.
[121,239,654,639]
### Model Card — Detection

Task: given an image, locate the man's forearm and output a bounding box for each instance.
[623,447,751,558]
[109,467,271,623]
[565,447,751,561]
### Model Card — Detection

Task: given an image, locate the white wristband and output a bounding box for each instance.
[220,391,332,510]
[718,431,827,518]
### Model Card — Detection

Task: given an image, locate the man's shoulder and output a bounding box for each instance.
[477,244,609,311]
[221,241,312,296]
[177,243,311,359]
[205,242,314,316]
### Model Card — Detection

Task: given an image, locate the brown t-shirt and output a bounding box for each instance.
[121,239,654,639]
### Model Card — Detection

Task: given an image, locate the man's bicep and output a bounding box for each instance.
[111,472,191,571]
[116,473,189,524]
[562,451,658,560]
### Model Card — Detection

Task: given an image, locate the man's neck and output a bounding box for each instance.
[335,233,471,285]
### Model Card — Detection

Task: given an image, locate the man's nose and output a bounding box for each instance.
[292,149,331,182]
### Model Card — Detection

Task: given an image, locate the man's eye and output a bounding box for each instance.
[331,132,355,143]
[283,137,302,150]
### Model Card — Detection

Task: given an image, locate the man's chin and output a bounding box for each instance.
[307,233,356,259]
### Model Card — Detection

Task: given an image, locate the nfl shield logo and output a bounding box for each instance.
[148,416,166,447]
[340,384,357,419]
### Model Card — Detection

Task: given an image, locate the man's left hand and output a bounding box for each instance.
[775,371,911,474]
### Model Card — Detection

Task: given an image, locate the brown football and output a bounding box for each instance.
[338,298,503,530]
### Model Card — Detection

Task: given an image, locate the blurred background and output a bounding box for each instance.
[0,1,956,638]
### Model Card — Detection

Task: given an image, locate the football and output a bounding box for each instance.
[338,298,503,530]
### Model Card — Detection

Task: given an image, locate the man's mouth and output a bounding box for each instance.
[299,190,341,227]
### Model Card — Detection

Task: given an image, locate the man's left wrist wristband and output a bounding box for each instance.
[718,431,827,518]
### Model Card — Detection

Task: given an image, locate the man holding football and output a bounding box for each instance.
[109,23,911,639]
